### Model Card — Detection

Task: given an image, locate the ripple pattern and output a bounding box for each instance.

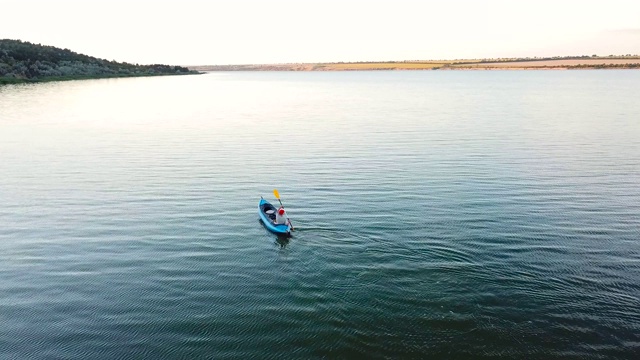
[1,71,640,359]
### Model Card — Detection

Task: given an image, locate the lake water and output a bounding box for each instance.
[1,71,639,359]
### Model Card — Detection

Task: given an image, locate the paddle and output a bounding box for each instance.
[273,189,294,230]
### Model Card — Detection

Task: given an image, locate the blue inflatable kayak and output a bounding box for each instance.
[259,198,292,236]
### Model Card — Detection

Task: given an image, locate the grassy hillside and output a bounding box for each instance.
[0,39,198,84]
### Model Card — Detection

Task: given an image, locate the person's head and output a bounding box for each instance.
[278,208,285,216]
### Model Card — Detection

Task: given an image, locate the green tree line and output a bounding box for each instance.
[1,39,198,84]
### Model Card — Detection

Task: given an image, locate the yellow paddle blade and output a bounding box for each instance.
[273,189,280,199]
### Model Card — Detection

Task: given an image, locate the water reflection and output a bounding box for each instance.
[275,235,290,248]
[258,219,293,248]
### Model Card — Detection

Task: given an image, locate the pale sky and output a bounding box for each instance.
[2,0,639,65]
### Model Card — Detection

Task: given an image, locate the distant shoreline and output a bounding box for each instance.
[190,57,640,72]
[0,72,201,85]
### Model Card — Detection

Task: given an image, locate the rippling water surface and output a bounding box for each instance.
[1,71,639,358]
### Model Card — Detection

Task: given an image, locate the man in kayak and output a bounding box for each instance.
[274,207,288,225]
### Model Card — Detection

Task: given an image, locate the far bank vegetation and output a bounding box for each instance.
[1,39,199,84]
